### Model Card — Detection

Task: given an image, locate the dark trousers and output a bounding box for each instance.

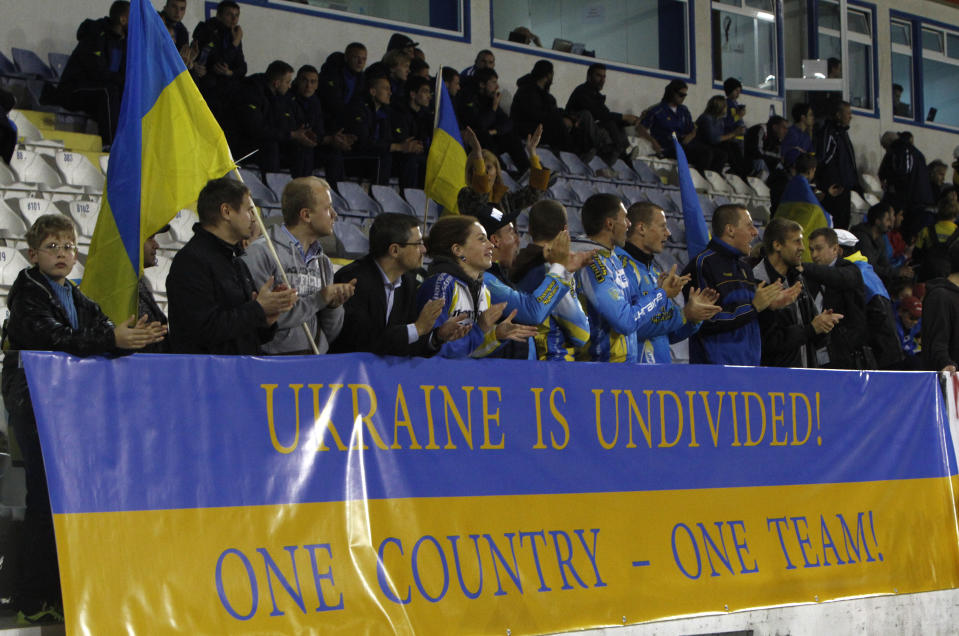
[667,138,725,174]
[822,188,852,229]
[3,391,61,612]
[477,129,529,175]
[344,150,391,185]
[59,83,121,146]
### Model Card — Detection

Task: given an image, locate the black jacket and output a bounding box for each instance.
[456,86,514,137]
[59,17,126,93]
[510,74,565,139]
[192,17,246,78]
[850,223,896,285]
[227,73,296,159]
[345,101,394,155]
[565,82,621,125]
[878,138,932,214]
[390,102,433,147]
[291,91,327,139]
[331,255,438,357]
[166,224,276,355]
[816,119,859,190]
[318,52,367,130]
[753,259,826,368]
[801,260,870,368]
[137,278,170,354]
[922,277,959,371]
[2,267,117,404]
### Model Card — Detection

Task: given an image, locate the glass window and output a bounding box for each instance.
[947,34,959,60]
[490,0,690,75]
[744,0,774,9]
[922,58,959,126]
[890,21,910,46]
[923,28,944,53]
[247,0,463,32]
[711,4,779,92]
[816,3,873,110]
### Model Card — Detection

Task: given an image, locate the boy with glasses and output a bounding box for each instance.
[1,214,166,622]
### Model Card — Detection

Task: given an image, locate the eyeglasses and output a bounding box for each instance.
[38,242,78,255]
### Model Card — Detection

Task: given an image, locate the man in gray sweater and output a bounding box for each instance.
[243,176,356,353]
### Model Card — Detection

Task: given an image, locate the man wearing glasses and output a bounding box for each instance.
[638,79,721,173]
[332,213,470,355]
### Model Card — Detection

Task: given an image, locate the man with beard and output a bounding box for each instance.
[753,218,841,367]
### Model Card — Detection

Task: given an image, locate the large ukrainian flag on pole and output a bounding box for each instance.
[81,0,235,322]
[424,74,466,214]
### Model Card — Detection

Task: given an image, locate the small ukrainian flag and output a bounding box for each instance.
[424,74,467,214]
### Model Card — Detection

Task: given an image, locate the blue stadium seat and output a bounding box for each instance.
[548,179,579,205]
[558,151,592,179]
[334,219,369,257]
[499,170,520,192]
[12,48,55,80]
[48,52,70,79]
[371,185,415,216]
[610,159,641,184]
[498,152,518,174]
[264,172,292,199]
[620,185,645,206]
[336,182,382,218]
[569,179,597,203]
[631,159,661,185]
[402,188,440,222]
[595,181,621,197]
[0,51,26,79]
[237,168,278,205]
[566,207,585,237]
[536,148,568,175]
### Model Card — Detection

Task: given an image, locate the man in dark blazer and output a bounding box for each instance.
[332,213,469,355]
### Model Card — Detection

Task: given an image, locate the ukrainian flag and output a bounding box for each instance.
[673,134,710,260]
[424,74,466,214]
[774,174,833,262]
[81,0,235,322]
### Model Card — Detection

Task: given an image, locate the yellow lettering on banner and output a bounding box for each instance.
[699,391,727,447]
[479,387,505,449]
[262,384,301,454]
[531,388,547,449]
[624,390,653,448]
[769,392,787,446]
[790,393,813,446]
[743,392,766,446]
[548,388,570,450]
[595,389,619,449]
[729,391,742,447]
[658,391,684,448]
[311,384,347,452]
[420,385,441,449]
[440,386,474,450]
[684,391,700,448]
[348,384,388,450]
[392,384,421,450]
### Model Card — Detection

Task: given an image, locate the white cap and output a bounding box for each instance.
[835,228,859,247]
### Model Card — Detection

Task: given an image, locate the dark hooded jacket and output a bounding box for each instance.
[922,277,959,371]
[318,51,368,130]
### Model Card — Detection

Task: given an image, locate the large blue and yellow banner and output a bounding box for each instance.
[21,353,959,634]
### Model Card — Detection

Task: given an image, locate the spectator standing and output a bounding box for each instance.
[167,178,297,354]
[878,131,934,240]
[243,177,355,354]
[332,213,469,355]
[753,218,840,367]
[2,215,165,622]
[816,101,859,229]
[922,244,959,372]
[416,216,536,358]
[682,204,799,365]
[159,0,188,50]
[620,202,721,364]
[782,102,815,169]
[803,227,873,368]
[511,200,592,361]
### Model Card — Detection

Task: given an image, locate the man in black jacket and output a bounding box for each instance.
[166,177,297,354]
[318,42,368,131]
[566,63,637,164]
[192,0,247,120]
[332,213,468,355]
[456,68,528,174]
[57,1,129,146]
[804,227,874,368]
[850,201,913,287]
[389,76,432,188]
[815,101,860,229]
[753,218,840,367]
[290,64,351,182]
[878,131,934,241]
[227,60,316,173]
[511,60,574,153]
[923,243,959,372]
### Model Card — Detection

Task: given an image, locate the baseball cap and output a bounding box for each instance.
[835,228,859,247]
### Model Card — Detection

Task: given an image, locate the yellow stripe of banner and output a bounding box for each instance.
[54,477,959,634]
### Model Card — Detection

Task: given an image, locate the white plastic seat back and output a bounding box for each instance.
[56,150,105,192]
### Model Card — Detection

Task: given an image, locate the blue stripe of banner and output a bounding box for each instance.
[22,352,956,515]
[435,78,463,146]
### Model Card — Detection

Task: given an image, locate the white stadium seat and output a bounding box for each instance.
[56,150,105,193]
[0,246,32,288]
